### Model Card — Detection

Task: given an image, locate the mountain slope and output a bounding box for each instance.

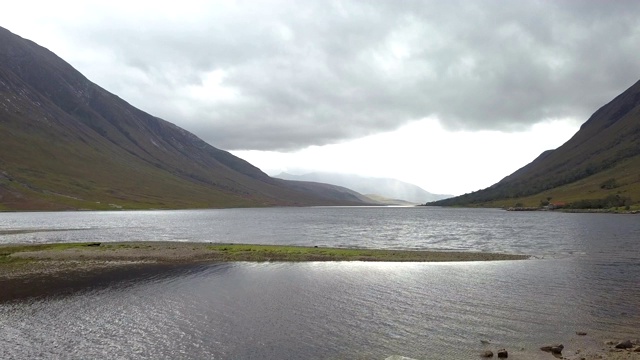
[276,179,379,204]
[0,27,371,210]
[430,79,640,209]
[276,172,451,203]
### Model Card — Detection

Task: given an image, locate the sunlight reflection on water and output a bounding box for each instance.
[1,208,639,359]
[2,259,639,359]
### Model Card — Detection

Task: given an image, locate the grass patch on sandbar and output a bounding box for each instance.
[206,244,528,262]
[0,242,528,269]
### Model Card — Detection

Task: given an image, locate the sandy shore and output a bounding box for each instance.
[563,337,640,360]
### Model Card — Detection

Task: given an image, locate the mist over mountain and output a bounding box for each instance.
[0,27,373,210]
[275,172,451,204]
[430,79,640,209]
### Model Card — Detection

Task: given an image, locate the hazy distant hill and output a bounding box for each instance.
[361,194,417,206]
[275,172,451,204]
[0,27,373,210]
[430,79,640,209]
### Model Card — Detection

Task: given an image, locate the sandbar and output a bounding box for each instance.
[0,241,527,301]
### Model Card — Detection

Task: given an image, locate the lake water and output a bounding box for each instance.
[1,207,639,359]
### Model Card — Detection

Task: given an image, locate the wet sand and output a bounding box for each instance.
[0,262,193,302]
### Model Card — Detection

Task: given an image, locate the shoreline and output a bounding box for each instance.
[477,334,640,360]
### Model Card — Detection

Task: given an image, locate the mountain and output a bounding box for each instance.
[429,79,640,209]
[360,194,417,206]
[0,27,374,210]
[275,172,451,204]
[276,179,378,205]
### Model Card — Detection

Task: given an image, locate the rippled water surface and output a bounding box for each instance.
[1,207,639,359]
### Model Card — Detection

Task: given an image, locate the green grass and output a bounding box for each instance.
[205,244,527,262]
[209,244,398,259]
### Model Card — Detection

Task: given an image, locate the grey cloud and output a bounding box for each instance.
[54,0,640,150]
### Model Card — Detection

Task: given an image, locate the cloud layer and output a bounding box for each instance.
[5,0,640,150]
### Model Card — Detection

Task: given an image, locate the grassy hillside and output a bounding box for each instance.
[0,27,371,210]
[481,156,640,210]
[429,79,640,210]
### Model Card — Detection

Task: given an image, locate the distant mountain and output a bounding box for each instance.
[430,79,640,209]
[0,27,373,210]
[361,194,416,206]
[275,172,451,204]
[276,179,378,205]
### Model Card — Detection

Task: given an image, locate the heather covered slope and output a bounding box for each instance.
[430,79,640,209]
[0,27,371,210]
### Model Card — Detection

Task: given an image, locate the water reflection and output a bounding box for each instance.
[1,208,639,359]
[3,258,639,359]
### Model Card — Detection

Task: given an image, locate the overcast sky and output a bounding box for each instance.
[2,1,640,195]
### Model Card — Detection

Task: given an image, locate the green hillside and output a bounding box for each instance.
[429,79,640,211]
[0,27,372,210]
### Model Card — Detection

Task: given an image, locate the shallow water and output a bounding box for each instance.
[1,207,639,359]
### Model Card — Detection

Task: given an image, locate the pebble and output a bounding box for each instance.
[541,344,564,354]
[616,340,634,349]
[481,350,493,358]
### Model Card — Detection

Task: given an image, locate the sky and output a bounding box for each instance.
[2,1,640,195]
